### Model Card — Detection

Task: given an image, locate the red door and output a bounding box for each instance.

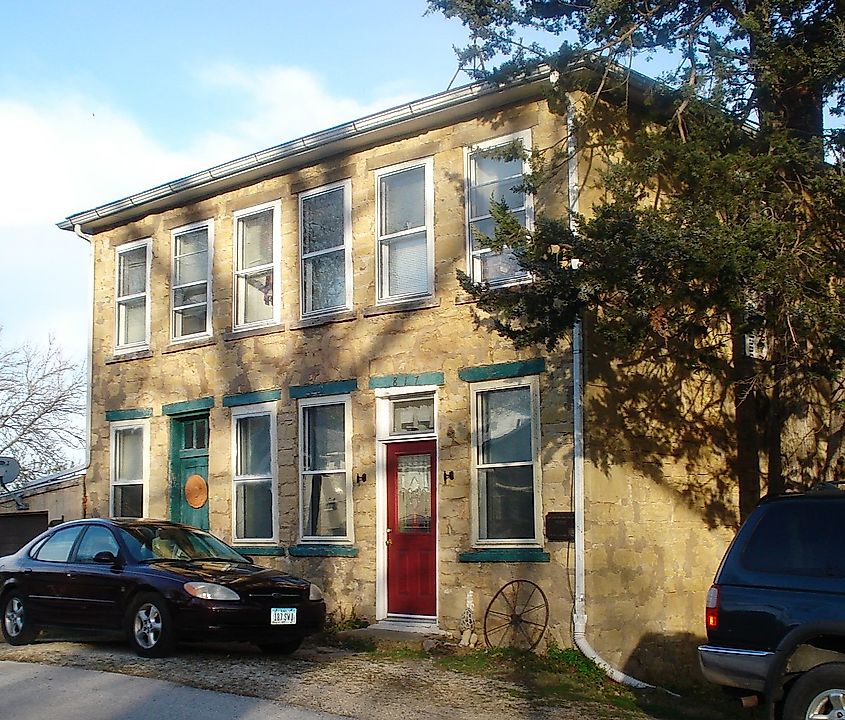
[387,441,436,616]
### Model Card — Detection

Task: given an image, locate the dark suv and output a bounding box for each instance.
[699,488,845,720]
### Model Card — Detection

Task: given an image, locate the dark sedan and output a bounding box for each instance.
[0,518,326,657]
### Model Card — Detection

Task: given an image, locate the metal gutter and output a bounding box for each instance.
[57,66,555,235]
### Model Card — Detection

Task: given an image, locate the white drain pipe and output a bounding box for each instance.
[566,101,656,691]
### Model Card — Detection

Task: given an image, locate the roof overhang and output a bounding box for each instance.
[58,66,561,235]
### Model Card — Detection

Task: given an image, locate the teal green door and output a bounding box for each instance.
[169,414,210,531]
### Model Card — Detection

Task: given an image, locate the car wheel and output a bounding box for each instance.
[126,592,174,658]
[783,663,845,720]
[1,591,36,645]
[258,637,303,655]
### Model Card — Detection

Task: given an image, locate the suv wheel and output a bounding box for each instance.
[783,663,845,720]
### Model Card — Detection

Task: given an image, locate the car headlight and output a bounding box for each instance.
[184,582,240,601]
[309,583,324,601]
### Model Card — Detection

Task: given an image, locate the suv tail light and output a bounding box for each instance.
[706,585,720,630]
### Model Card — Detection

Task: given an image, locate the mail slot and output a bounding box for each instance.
[545,512,575,542]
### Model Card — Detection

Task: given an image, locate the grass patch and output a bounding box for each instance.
[426,642,747,720]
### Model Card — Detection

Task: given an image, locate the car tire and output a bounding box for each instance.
[126,592,175,658]
[783,663,845,720]
[1,591,36,645]
[258,637,303,655]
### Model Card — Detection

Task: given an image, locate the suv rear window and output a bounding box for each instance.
[742,500,845,577]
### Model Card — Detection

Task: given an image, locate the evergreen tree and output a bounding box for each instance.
[430,0,845,517]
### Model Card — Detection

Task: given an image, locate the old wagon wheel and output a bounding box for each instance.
[483,579,549,651]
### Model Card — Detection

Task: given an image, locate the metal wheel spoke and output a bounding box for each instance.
[517,618,546,629]
[516,623,536,647]
[521,602,547,615]
[830,691,845,710]
[487,609,511,619]
[486,620,513,636]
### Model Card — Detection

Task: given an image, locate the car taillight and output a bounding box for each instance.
[705,585,720,630]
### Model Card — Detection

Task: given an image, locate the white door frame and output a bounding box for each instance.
[374,386,440,624]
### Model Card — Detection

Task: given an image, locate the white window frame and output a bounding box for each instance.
[170,219,214,342]
[374,157,435,304]
[464,130,534,285]
[232,201,281,330]
[299,180,353,318]
[109,419,150,519]
[230,402,279,545]
[114,238,151,353]
[298,394,354,544]
[469,376,542,547]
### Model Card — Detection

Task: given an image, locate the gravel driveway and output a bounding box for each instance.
[0,634,647,720]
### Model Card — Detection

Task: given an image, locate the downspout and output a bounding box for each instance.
[72,223,94,517]
[566,101,656,691]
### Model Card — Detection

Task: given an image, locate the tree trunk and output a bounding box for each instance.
[731,326,762,522]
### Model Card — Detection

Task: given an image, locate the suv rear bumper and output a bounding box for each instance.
[698,645,776,692]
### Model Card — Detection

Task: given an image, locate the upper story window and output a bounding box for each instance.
[466,131,533,285]
[171,220,213,341]
[110,420,148,519]
[298,395,353,542]
[231,403,277,543]
[375,158,434,304]
[471,377,541,545]
[115,238,150,352]
[299,181,352,317]
[233,201,280,330]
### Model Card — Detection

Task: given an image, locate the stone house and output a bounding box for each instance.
[56,66,737,682]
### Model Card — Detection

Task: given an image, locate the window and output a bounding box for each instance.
[233,201,280,329]
[32,526,84,562]
[375,158,434,303]
[471,378,541,544]
[115,239,150,352]
[75,525,121,563]
[110,421,148,518]
[231,404,277,542]
[742,501,845,577]
[299,396,352,541]
[466,131,533,285]
[171,220,213,340]
[390,396,435,436]
[299,180,352,317]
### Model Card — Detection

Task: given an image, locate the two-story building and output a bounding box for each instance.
[55,66,737,682]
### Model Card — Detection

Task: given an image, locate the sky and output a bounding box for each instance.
[0,0,477,362]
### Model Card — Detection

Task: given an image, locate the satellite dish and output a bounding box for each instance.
[0,457,21,485]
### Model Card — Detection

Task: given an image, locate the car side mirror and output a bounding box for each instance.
[93,550,119,565]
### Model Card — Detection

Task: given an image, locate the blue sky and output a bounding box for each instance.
[0,1,474,359]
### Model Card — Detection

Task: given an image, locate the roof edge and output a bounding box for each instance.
[58,65,559,234]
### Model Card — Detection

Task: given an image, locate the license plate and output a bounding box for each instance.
[270,607,297,625]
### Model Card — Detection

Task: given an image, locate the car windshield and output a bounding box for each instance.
[118,525,250,564]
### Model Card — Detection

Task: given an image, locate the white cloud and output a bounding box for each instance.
[0,66,416,358]
[194,63,416,152]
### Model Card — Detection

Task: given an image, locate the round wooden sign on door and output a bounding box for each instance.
[184,474,208,509]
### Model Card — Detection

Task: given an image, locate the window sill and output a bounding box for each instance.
[162,337,216,354]
[458,548,550,563]
[289,310,357,330]
[106,349,153,364]
[223,323,285,341]
[362,297,441,318]
[288,544,359,558]
[454,293,477,306]
[236,546,287,556]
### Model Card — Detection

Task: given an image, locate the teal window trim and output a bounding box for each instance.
[368,372,444,389]
[288,544,359,558]
[458,548,550,563]
[105,408,152,422]
[289,379,357,399]
[236,546,287,557]
[458,358,546,383]
[162,397,215,416]
[223,389,282,408]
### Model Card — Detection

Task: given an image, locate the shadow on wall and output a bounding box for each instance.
[623,631,706,690]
